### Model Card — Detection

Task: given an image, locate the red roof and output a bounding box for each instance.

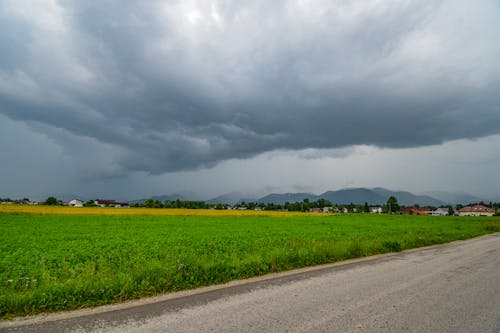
[95,199,128,206]
[96,199,119,205]
[458,205,494,213]
[402,206,430,215]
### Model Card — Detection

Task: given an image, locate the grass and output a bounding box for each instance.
[0,211,498,319]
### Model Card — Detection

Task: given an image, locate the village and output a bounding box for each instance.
[0,197,497,217]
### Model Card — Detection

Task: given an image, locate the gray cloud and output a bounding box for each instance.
[1,0,500,176]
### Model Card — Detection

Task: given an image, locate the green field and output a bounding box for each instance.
[1,213,499,318]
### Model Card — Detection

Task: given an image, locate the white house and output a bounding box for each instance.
[370,207,382,214]
[68,199,84,207]
[429,207,449,216]
[323,207,332,213]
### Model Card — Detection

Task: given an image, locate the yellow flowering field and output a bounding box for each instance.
[0,204,311,217]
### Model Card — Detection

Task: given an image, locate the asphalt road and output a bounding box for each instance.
[2,233,499,333]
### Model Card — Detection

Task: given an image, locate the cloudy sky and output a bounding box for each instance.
[1,0,500,201]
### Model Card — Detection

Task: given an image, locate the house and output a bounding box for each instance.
[402,206,430,216]
[68,199,84,207]
[94,199,129,208]
[309,208,321,213]
[323,207,332,213]
[1,198,36,205]
[19,198,32,205]
[458,205,495,217]
[370,207,382,214]
[429,207,449,216]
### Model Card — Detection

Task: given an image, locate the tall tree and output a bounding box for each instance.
[44,197,58,205]
[386,196,400,213]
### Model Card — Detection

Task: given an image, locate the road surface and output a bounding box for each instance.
[1,233,499,333]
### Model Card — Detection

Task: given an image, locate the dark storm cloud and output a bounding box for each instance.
[1,0,499,174]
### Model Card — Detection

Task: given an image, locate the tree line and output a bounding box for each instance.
[5,195,499,215]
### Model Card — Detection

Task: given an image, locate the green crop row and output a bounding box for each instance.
[0,213,498,318]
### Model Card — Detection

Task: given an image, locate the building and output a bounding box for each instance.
[68,199,84,207]
[323,207,332,213]
[94,199,129,208]
[458,205,495,217]
[429,207,450,216]
[370,207,382,214]
[402,206,430,216]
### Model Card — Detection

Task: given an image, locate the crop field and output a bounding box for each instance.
[0,204,304,217]
[0,209,499,319]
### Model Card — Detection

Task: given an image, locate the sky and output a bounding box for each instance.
[1,0,500,201]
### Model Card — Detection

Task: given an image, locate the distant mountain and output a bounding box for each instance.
[422,191,488,205]
[127,188,467,207]
[206,192,255,206]
[255,188,445,206]
[371,188,445,206]
[256,192,316,205]
[319,188,386,205]
[128,194,187,204]
[236,197,259,205]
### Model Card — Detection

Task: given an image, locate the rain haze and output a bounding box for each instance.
[1,0,500,201]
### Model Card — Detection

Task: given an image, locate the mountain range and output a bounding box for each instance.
[127,188,490,206]
[128,194,189,205]
[254,188,445,206]
[205,192,256,206]
[421,191,487,205]
[207,188,491,206]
